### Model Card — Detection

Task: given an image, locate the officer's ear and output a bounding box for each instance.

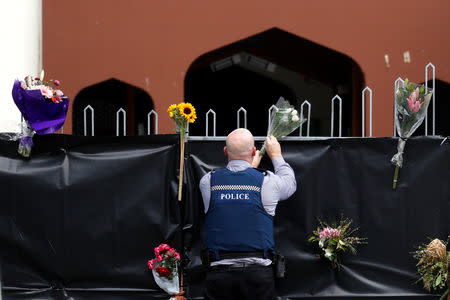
[224,146,228,157]
[251,146,256,157]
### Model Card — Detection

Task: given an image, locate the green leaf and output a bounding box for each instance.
[348,244,357,254]
[419,85,425,94]
[435,274,441,287]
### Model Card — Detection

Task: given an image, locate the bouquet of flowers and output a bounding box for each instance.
[413,238,450,300]
[308,217,367,269]
[392,78,432,189]
[11,70,70,157]
[260,97,305,155]
[148,243,185,299]
[168,102,197,200]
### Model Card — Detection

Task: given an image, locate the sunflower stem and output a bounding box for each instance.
[178,133,185,201]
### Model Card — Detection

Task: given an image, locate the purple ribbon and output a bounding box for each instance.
[12,80,69,135]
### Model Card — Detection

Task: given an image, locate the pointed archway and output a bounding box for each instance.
[72,79,154,136]
[415,78,450,136]
[185,27,364,137]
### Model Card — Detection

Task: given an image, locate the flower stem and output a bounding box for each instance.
[439,287,449,300]
[259,140,267,156]
[178,134,185,201]
[393,165,400,189]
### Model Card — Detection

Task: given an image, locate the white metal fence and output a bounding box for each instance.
[76,63,437,140]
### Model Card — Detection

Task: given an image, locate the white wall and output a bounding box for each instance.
[0,0,42,132]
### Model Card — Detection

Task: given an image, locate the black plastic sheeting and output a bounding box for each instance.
[183,137,449,300]
[0,135,449,299]
[0,134,181,299]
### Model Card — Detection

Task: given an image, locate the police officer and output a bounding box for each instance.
[199,129,296,300]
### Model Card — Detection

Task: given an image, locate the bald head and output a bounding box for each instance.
[224,129,256,162]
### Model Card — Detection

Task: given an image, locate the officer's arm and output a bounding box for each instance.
[199,173,212,213]
[266,136,297,200]
[272,157,297,200]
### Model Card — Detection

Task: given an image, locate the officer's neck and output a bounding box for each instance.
[227,159,252,165]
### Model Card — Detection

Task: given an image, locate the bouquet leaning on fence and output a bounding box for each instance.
[10,70,70,158]
[308,217,367,269]
[260,97,306,155]
[392,78,432,189]
[168,102,197,200]
[148,243,185,300]
[412,238,450,300]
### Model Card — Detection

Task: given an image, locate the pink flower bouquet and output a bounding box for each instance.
[309,217,367,269]
[392,79,432,189]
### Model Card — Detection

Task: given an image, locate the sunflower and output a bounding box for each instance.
[179,102,196,122]
[169,112,174,118]
[187,113,197,123]
[167,104,177,113]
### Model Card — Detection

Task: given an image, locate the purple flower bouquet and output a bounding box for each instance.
[11,71,70,157]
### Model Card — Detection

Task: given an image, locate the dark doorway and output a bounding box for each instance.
[186,63,296,137]
[185,27,365,137]
[73,79,154,136]
[413,79,450,137]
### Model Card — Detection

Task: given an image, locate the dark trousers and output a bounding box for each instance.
[203,264,276,300]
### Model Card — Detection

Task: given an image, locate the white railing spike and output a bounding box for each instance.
[147,110,158,135]
[300,100,311,137]
[237,107,247,129]
[425,62,436,136]
[362,86,373,137]
[206,109,217,137]
[116,108,126,136]
[83,105,95,136]
[331,95,342,137]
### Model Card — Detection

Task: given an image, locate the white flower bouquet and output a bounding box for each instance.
[260,97,306,155]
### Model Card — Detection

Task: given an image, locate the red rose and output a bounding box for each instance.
[155,266,171,277]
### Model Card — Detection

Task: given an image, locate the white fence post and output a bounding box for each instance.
[206,109,217,137]
[300,100,311,137]
[237,107,247,129]
[362,86,373,137]
[393,78,405,137]
[331,95,342,137]
[116,108,126,136]
[147,110,158,135]
[425,62,436,136]
[83,105,95,136]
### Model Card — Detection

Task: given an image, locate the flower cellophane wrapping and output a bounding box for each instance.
[260,97,306,155]
[152,265,180,297]
[391,80,432,168]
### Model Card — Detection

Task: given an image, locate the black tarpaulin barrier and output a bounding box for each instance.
[183,137,450,299]
[0,135,449,299]
[0,134,181,300]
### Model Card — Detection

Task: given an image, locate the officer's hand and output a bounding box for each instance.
[266,136,282,159]
[252,150,262,168]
